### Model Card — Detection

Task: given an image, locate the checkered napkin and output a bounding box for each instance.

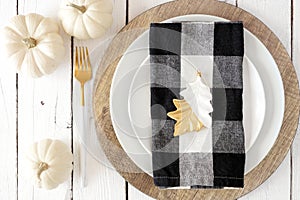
[150,21,245,188]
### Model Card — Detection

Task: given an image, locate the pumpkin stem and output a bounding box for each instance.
[22,37,37,49]
[37,162,49,181]
[197,71,202,77]
[67,3,87,13]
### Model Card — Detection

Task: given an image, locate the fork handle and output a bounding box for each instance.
[81,83,85,106]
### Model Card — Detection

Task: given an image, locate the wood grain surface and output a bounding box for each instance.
[0,1,17,199]
[93,0,300,199]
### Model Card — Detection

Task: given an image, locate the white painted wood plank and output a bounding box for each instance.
[72,0,126,199]
[73,148,126,200]
[128,1,172,199]
[0,1,17,199]
[292,0,300,199]
[238,0,291,199]
[128,0,172,22]
[218,0,236,5]
[128,183,154,200]
[17,0,73,199]
[238,0,291,52]
[293,0,300,78]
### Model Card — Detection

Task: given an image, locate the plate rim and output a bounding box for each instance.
[116,14,274,175]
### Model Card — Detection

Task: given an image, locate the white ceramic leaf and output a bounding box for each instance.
[180,75,213,128]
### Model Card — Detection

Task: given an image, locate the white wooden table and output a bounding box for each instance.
[0,0,299,199]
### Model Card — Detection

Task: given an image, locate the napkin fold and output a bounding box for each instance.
[150,21,245,188]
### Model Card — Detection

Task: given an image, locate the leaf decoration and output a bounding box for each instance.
[180,75,213,128]
[167,99,204,137]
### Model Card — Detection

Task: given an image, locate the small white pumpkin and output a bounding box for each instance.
[59,0,113,40]
[25,139,73,190]
[2,13,65,78]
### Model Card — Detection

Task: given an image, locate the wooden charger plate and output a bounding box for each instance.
[93,0,300,199]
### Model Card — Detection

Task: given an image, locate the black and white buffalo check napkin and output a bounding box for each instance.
[150,21,245,188]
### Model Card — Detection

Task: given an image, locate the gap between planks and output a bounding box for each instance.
[70,36,75,200]
[290,0,294,199]
[125,0,130,198]
[14,0,19,199]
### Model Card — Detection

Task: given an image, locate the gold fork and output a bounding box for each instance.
[74,46,92,187]
[74,46,92,106]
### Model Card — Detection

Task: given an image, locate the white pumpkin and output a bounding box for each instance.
[59,0,113,40]
[25,139,73,190]
[2,13,65,78]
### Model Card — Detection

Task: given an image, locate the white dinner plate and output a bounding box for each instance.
[110,14,285,175]
[129,56,264,154]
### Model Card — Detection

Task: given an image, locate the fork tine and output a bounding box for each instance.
[81,47,86,70]
[85,47,92,71]
[75,46,79,71]
[74,45,93,106]
[79,46,83,69]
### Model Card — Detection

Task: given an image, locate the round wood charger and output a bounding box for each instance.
[93,0,300,199]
